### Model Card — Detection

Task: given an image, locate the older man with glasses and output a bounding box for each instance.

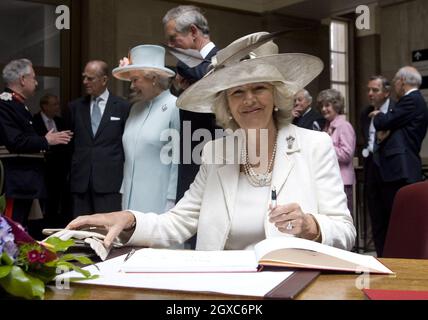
[67,60,130,218]
[0,59,72,235]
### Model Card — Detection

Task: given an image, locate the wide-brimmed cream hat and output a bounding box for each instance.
[176,32,323,113]
[112,45,175,81]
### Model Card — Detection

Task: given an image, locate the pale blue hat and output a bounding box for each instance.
[112,45,175,81]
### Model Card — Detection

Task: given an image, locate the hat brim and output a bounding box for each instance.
[112,65,175,81]
[176,53,323,113]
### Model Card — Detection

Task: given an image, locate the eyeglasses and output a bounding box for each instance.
[82,74,105,82]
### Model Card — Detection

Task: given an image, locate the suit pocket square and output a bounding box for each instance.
[110,116,121,121]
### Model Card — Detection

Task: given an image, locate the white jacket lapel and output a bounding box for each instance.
[271,125,300,195]
[216,135,242,221]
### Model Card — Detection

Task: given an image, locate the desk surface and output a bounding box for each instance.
[45,258,428,300]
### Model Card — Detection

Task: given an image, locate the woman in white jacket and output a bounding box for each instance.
[67,32,356,251]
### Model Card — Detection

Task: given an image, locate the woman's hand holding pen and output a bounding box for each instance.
[269,203,320,241]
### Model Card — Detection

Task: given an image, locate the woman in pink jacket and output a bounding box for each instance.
[317,89,356,215]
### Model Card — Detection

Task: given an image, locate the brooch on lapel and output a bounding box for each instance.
[161,104,168,112]
[286,135,295,149]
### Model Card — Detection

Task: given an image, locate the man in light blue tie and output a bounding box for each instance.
[68,60,130,217]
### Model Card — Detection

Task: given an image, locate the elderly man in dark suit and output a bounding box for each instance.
[370,66,428,256]
[292,89,325,131]
[33,94,71,226]
[68,60,130,217]
[360,76,394,256]
[162,5,219,204]
[0,59,72,231]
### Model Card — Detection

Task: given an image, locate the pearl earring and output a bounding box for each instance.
[274,107,279,112]
[228,116,233,120]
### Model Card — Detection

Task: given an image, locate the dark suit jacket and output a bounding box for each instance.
[68,94,130,194]
[0,88,48,199]
[373,90,428,183]
[360,100,396,149]
[175,46,219,202]
[292,107,325,130]
[32,112,71,179]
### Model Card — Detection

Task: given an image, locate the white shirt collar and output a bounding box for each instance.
[380,98,390,113]
[404,88,418,96]
[40,111,51,122]
[93,89,109,101]
[200,42,215,59]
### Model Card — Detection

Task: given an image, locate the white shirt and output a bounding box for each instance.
[368,98,389,153]
[41,112,57,132]
[91,89,109,117]
[224,173,269,250]
[200,42,215,59]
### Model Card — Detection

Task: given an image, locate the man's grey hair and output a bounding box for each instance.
[162,5,210,35]
[295,89,313,104]
[2,58,33,85]
[395,66,422,87]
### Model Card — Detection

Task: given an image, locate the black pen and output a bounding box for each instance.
[123,248,136,262]
[271,186,277,209]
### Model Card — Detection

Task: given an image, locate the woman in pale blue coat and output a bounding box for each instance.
[112,45,179,213]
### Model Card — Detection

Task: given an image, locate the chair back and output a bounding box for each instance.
[383,181,428,259]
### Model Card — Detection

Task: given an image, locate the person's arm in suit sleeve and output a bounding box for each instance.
[126,140,211,248]
[310,132,356,250]
[332,121,356,165]
[165,106,180,210]
[373,96,414,131]
[0,107,48,153]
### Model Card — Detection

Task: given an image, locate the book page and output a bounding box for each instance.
[254,237,393,274]
[121,248,259,273]
[57,254,294,298]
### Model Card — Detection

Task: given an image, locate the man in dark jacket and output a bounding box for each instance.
[68,60,130,217]
[163,5,219,203]
[0,59,72,229]
[360,75,394,257]
[370,66,428,256]
[33,94,71,226]
[292,89,325,131]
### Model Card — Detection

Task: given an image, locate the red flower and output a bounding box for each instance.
[38,252,47,263]
[27,250,40,263]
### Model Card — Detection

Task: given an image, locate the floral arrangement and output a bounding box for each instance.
[0,215,96,299]
[0,161,96,299]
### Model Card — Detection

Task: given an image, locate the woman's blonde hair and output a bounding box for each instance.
[211,82,294,130]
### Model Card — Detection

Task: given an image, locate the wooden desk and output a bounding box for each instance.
[45,258,428,300]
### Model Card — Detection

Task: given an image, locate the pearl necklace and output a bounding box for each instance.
[241,135,278,187]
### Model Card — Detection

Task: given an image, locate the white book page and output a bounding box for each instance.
[57,254,293,298]
[254,237,394,274]
[121,248,259,273]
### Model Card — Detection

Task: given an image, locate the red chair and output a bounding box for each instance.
[383,181,428,259]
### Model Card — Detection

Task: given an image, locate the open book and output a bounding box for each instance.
[121,237,394,274]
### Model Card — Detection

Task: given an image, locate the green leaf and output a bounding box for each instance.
[57,261,91,278]
[68,274,99,282]
[43,237,75,252]
[0,266,44,300]
[1,252,14,266]
[59,254,93,265]
[0,265,12,279]
[0,194,5,214]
